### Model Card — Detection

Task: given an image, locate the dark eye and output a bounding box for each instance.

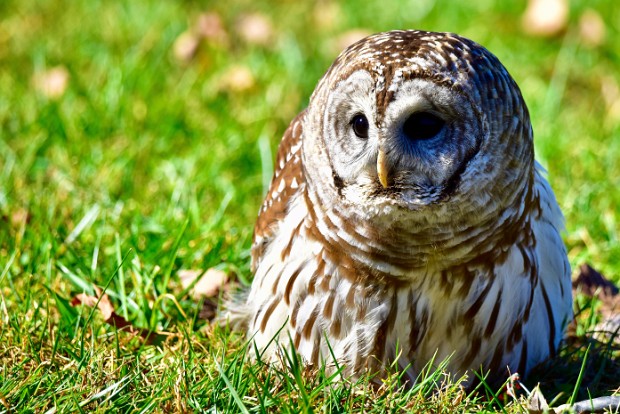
[403,112,445,141]
[351,114,369,139]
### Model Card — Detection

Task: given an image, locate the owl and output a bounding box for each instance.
[227,30,572,386]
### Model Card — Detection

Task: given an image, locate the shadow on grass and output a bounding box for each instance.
[527,332,620,403]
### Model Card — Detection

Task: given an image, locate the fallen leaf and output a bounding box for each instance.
[173,30,201,63]
[593,314,620,345]
[219,65,255,93]
[71,286,166,344]
[72,288,114,320]
[579,9,606,47]
[599,297,620,324]
[527,385,549,414]
[173,12,229,63]
[10,208,30,227]
[236,13,273,46]
[450,386,465,408]
[195,12,228,45]
[522,0,568,37]
[179,268,229,299]
[33,66,69,99]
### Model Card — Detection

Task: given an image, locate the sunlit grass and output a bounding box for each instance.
[1,0,619,411]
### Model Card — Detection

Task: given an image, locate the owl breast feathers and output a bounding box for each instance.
[227,30,572,385]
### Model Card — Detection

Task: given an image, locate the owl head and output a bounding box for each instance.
[302,30,534,227]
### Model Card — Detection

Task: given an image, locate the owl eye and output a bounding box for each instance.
[403,112,445,141]
[351,114,369,139]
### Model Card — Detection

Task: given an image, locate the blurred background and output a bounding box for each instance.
[1,0,619,291]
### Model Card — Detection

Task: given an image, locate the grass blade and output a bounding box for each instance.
[215,360,250,414]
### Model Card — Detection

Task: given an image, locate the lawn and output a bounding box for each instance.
[1,0,619,412]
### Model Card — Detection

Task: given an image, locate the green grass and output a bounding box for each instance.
[1,0,619,412]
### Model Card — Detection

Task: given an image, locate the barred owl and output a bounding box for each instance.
[230,30,572,385]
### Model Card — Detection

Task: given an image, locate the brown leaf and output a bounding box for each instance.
[179,268,229,299]
[173,12,229,63]
[527,385,549,414]
[592,314,620,345]
[450,386,465,408]
[579,9,606,47]
[71,286,166,344]
[33,66,69,99]
[195,12,228,45]
[600,296,620,321]
[10,208,30,227]
[236,13,273,46]
[522,0,568,37]
[72,288,114,320]
[219,65,255,93]
[173,30,201,63]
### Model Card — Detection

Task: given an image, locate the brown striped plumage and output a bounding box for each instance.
[225,30,572,386]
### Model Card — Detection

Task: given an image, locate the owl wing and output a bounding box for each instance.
[251,110,307,272]
[521,164,573,367]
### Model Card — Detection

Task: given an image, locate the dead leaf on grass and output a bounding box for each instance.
[7,208,30,228]
[173,30,201,63]
[71,286,166,344]
[527,385,549,414]
[578,9,606,47]
[73,287,114,320]
[180,268,232,322]
[179,268,229,299]
[593,314,620,345]
[173,11,229,63]
[219,65,255,93]
[33,66,69,99]
[522,0,568,37]
[195,12,229,45]
[235,13,274,46]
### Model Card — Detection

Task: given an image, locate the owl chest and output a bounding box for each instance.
[250,203,533,377]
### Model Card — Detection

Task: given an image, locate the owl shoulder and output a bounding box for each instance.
[251,110,307,271]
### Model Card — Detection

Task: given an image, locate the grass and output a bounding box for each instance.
[1,0,619,411]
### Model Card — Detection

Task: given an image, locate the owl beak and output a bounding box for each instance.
[377,149,389,188]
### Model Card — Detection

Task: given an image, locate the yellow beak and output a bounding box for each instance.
[377,149,389,188]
